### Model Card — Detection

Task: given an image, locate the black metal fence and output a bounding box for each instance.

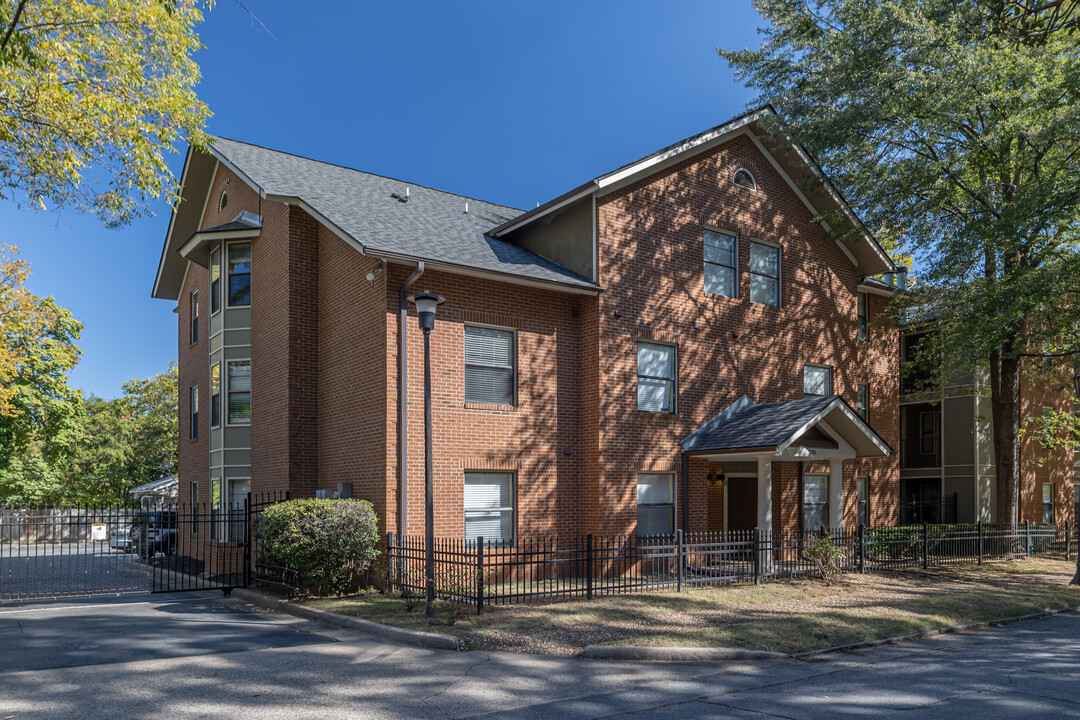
[387,521,1070,614]
[0,502,253,602]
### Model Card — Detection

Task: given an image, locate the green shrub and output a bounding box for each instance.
[802,534,845,584]
[256,498,379,596]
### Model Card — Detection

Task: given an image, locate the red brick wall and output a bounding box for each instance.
[177,260,208,510]
[317,229,387,524]
[1019,358,1075,524]
[592,133,900,535]
[383,265,583,538]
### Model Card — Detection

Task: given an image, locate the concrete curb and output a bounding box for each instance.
[581,645,789,663]
[230,588,464,651]
[791,604,1080,659]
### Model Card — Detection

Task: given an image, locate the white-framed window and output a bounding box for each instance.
[210,363,221,428]
[857,383,869,421]
[219,189,228,211]
[804,365,832,396]
[637,342,676,413]
[464,326,515,406]
[1074,483,1079,524]
[228,478,250,542]
[857,476,869,528]
[210,477,221,541]
[190,482,198,534]
[637,472,675,537]
[1043,483,1054,525]
[803,474,829,530]
[227,242,251,307]
[703,229,737,299]
[190,386,198,440]
[190,290,199,343]
[749,241,780,307]
[464,472,514,544]
[857,292,868,341]
[733,168,757,191]
[210,246,222,314]
[226,360,251,425]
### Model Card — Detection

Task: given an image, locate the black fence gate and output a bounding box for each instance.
[0,503,249,603]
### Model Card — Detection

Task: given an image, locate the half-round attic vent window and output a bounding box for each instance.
[733,168,757,191]
[219,190,228,211]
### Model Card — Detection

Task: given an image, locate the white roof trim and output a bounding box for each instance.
[153,146,194,300]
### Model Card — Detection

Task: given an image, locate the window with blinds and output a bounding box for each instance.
[857,292,868,341]
[637,342,676,413]
[749,241,780,307]
[227,360,251,425]
[803,474,829,530]
[637,473,674,537]
[464,472,514,543]
[857,476,869,527]
[804,365,832,396]
[703,229,737,299]
[464,326,515,405]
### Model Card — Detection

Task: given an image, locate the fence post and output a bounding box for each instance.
[858,524,865,574]
[977,520,983,565]
[676,529,684,593]
[753,527,761,585]
[476,536,484,616]
[243,492,252,588]
[1025,519,1031,557]
[1067,521,1071,562]
[586,533,594,601]
[386,532,394,594]
[922,522,929,570]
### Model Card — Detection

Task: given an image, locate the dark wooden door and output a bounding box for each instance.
[726,476,757,532]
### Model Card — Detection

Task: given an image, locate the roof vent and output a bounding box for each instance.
[464,202,469,214]
[390,187,410,203]
[733,168,757,191]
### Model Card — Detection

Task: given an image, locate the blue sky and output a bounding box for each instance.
[6,0,764,399]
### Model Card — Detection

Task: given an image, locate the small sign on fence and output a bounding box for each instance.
[91,523,107,541]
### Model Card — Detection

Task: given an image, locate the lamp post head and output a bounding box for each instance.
[408,290,446,330]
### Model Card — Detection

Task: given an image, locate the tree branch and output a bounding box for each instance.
[1,0,28,52]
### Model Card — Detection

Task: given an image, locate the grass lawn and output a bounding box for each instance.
[299,558,1080,655]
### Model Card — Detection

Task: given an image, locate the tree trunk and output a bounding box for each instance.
[989,345,1021,526]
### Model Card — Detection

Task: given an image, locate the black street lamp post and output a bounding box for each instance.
[408,290,445,619]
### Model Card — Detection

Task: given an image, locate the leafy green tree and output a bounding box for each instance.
[721,0,1080,529]
[0,245,83,486]
[0,0,211,226]
[67,366,178,505]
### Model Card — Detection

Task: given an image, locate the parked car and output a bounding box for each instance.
[131,510,178,559]
[109,526,132,552]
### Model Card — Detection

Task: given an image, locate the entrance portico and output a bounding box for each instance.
[682,395,893,533]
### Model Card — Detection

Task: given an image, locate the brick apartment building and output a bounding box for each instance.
[152,106,1072,545]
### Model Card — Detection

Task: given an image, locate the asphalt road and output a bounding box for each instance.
[0,545,150,600]
[1,593,1079,719]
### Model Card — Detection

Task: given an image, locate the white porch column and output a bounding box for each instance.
[756,456,773,532]
[829,458,844,530]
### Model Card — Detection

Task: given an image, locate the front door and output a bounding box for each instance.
[727,476,757,532]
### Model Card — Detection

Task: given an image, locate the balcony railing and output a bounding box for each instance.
[900,437,940,468]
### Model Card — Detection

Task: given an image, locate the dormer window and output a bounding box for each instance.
[733,168,757,191]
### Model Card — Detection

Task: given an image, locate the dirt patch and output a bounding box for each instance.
[302,558,1080,655]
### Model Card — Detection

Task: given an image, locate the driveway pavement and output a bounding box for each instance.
[1,593,1078,719]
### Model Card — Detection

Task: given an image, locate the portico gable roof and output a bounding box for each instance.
[680,394,892,459]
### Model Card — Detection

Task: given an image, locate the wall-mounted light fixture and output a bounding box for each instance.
[707,471,726,488]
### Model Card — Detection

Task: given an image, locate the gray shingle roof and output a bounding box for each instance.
[681,394,843,453]
[211,137,598,291]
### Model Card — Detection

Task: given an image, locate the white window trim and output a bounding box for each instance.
[225,240,251,309]
[733,167,758,191]
[857,476,869,528]
[463,471,516,545]
[190,386,199,440]
[636,341,678,414]
[857,382,869,420]
[225,358,252,427]
[210,246,222,316]
[703,227,739,300]
[221,476,251,544]
[190,289,199,344]
[803,363,833,396]
[210,361,222,429]
[748,239,782,308]
[463,324,517,407]
[857,291,868,342]
[802,473,830,531]
[637,472,677,537]
[219,189,228,212]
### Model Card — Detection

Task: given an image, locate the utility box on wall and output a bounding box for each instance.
[336,482,353,499]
